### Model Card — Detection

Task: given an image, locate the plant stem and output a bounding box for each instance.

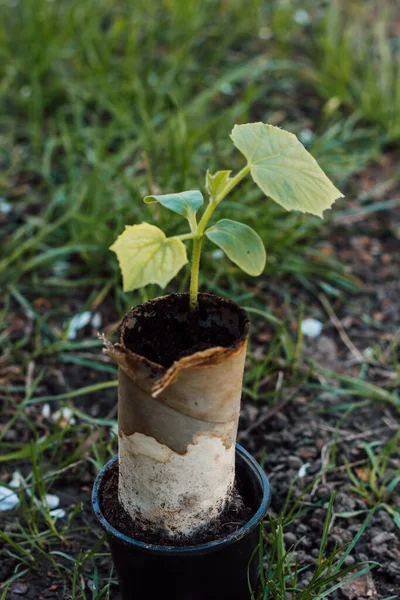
[214,164,251,205]
[189,163,251,309]
[172,232,197,241]
[189,236,203,309]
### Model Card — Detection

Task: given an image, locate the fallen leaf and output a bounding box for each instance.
[373,312,384,321]
[11,583,29,595]
[258,332,272,342]
[355,467,370,482]
[341,572,376,599]
[33,298,52,309]
[319,246,334,256]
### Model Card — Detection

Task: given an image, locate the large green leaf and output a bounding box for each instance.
[144,190,203,221]
[231,122,343,217]
[110,223,188,291]
[205,219,266,276]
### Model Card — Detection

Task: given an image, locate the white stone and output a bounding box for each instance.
[9,471,23,489]
[52,407,76,425]
[45,494,60,509]
[50,508,66,519]
[42,403,51,419]
[66,312,92,340]
[294,9,311,25]
[297,462,311,478]
[0,486,19,511]
[91,312,102,329]
[301,318,323,338]
[0,199,12,214]
[298,128,314,147]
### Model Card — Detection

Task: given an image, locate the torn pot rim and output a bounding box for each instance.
[106,292,250,398]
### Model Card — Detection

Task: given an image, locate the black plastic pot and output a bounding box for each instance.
[92,444,270,600]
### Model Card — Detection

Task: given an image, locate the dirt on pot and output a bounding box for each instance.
[100,460,253,546]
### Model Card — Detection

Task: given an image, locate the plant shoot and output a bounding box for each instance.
[111,122,343,308]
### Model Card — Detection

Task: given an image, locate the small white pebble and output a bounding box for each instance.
[53,407,76,425]
[53,261,69,277]
[9,471,23,489]
[67,311,92,340]
[301,318,323,338]
[41,403,51,419]
[297,463,311,478]
[0,486,19,511]
[91,312,102,329]
[220,82,234,95]
[0,199,12,214]
[294,9,311,25]
[298,128,314,147]
[50,508,66,519]
[258,26,272,40]
[45,494,60,509]
[20,85,32,98]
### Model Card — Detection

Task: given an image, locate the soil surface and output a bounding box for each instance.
[101,461,253,546]
[1,156,399,599]
[121,293,248,368]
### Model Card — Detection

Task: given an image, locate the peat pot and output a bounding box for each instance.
[92,444,270,600]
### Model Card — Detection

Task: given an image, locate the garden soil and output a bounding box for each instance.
[1,155,399,599]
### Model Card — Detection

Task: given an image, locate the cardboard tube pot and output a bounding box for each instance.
[92,445,270,600]
[103,293,250,537]
[95,292,271,598]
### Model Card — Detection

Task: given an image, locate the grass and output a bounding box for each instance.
[258,500,377,600]
[0,0,389,304]
[1,0,400,598]
[310,1,400,141]
[269,0,400,141]
[345,433,400,523]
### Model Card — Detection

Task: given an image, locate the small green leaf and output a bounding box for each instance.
[144,190,203,221]
[231,122,343,217]
[110,223,188,291]
[206,170,232,199]
[205,219,266,276]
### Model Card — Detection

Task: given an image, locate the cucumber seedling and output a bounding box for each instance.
[110,122,343,307]
[102,122,343,543]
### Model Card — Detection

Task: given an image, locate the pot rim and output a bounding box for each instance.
[92,443,270,555]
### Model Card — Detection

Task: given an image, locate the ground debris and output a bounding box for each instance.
[340,572,377,599]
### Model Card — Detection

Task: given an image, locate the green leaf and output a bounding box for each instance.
[389,508,400,529]
[110,223,188,291]
[205,219,266,276]
[206,170,232,199]
[231,122,343,217]
[143,190,203,221]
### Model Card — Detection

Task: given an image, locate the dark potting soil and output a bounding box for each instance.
[101,461,254,546]
[120,293,248,369]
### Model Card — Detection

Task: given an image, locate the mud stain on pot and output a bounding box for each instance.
[118,430,237,534]
[101,460,253,546]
